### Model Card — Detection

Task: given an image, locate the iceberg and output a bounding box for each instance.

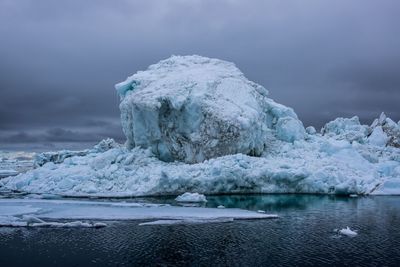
[116,55,303,163]
[1,55,400,197]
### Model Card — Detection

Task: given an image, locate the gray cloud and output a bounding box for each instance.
[0,0,399,146]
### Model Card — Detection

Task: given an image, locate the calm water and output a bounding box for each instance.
[1,194,400,266]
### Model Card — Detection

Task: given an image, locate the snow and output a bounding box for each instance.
[175,192,207,202]
[338,227,358,237]
[1,56,400,197]
[116,55,303,163]
[0,199,277,227]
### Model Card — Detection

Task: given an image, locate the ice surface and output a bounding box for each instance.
[368,126,388,147]
[0,199,277,227]
[116,55,303,163]
[338,226,358,237]
[175,192,207,202]
[321,116,369,143]
[4,133,397,196]
[0,169,18,178]
[306,126,317,135]
[34,138,120,167]
[371,112,400,148]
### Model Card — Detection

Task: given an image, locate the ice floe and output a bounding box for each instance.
[0,199,277,227]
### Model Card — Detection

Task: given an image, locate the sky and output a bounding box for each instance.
[0,0,399,148]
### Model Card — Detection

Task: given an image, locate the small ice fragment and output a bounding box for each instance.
[217,205,225,209]
[339,226,358,237]
[349,194,358,198]
[257,210,266,213]
[175,192,207,203]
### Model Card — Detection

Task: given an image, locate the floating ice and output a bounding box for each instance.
[0,199,277,227]
[175,192,207,202]
[338,226,358,237]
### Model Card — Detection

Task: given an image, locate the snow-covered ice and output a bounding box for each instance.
[338,227,358,237]
[1,56,400,197]
[175,192,207,202]
[0,199,277,227]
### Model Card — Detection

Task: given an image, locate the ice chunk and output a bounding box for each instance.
[322,116,369,143]
[175,192,207,202]
[275,116,306,142]
[34,138,120,167]
[368,126,388,147]
[338,226,358,237]
[117,55,302,163]
[306,126,317,135]
[369,113,400,148]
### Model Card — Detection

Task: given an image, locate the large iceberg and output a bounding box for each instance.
[1,56,400,196]
[116,55,303,163]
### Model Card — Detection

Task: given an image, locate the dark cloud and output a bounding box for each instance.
[0,0,399,146]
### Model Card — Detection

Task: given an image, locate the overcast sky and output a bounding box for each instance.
[1,0,399,147]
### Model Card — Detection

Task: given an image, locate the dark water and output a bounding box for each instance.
[1,194,400,266]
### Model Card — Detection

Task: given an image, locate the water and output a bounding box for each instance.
[1,194,400,266]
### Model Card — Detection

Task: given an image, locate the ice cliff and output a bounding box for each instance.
[1,56,399,197]
[116,55,304,163]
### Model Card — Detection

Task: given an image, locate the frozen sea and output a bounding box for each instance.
[0,194,400,267]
